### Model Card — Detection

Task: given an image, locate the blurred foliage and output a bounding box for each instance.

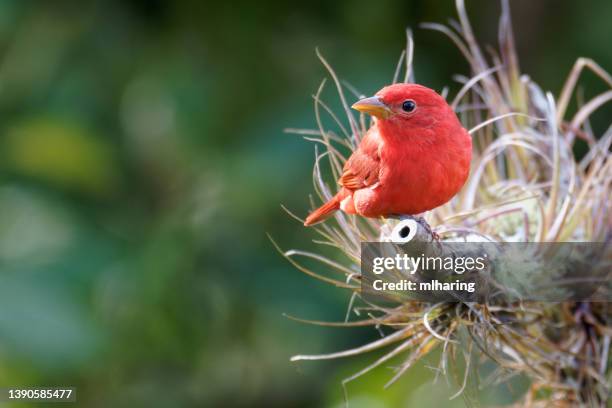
[0,0,609,407]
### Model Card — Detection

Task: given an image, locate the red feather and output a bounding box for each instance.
[305,84,472,226]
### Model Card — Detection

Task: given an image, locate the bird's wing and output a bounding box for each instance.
[338,131,381,190]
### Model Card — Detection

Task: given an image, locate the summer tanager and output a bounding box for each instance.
[304,83,472,226]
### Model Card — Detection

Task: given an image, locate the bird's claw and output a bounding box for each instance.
[414,216,440,242]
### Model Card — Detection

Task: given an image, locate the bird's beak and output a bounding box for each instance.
[351,96,392,119]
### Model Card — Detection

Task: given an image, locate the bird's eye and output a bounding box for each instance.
[402,100,416,112]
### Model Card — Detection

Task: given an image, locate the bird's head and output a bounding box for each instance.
[352,83,457,141]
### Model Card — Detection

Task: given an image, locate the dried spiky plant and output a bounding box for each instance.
[279,0,612,405]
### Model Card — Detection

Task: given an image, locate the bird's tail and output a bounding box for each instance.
[304,192,344,226]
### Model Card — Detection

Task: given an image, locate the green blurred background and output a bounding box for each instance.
[0,0,609,407]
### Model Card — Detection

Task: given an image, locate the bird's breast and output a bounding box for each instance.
[378,132,471,213]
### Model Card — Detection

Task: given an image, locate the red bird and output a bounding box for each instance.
[304,83,472,226]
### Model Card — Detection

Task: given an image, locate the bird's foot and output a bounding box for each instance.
[412,216,440,242]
